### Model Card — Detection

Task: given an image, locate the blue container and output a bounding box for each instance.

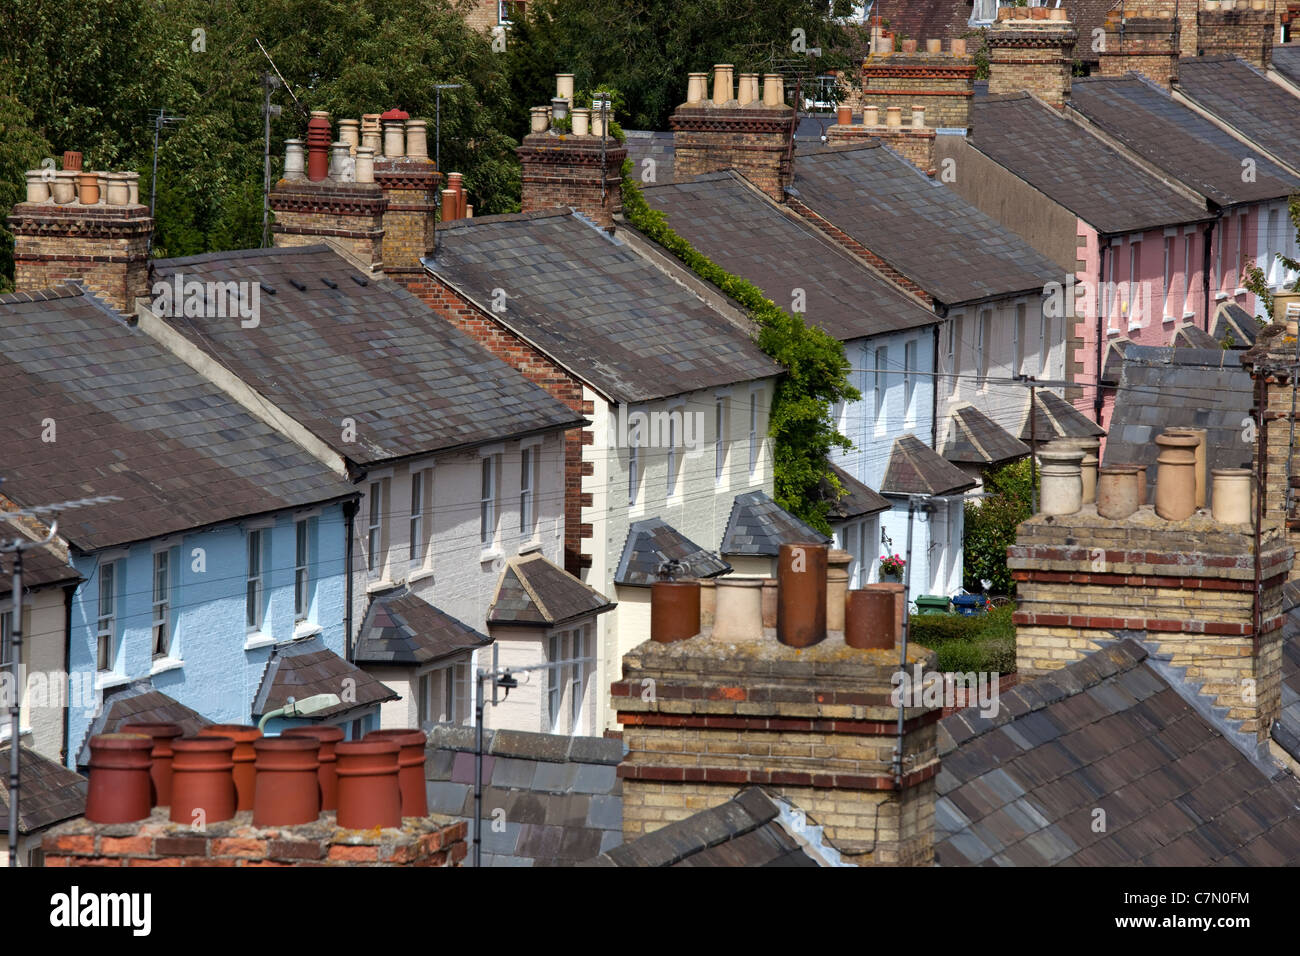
[952,594,984,617]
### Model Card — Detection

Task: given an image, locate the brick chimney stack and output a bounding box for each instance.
[613,543,942,865]
[374,108,442,278]
[1198,0,1276,68]
[518,75,628,229]
[1010,435,1291,747]
[858,37,976,133]
[669,66,797,201]
[1098,9,1182,90]
[986,6,1079,110]
[8,153,151,312]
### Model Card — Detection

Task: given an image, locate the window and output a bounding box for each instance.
[97,561,117,671]
[547,624,595,736]
[1012,304,1025,375]
[367,481,384,573]
[874,346,888,431]
[409,472,425,564]
[976,311,990,385]
[499,0,526,24]
[904,340,917,424]
[246,530,266,632]
[480,456,497,546]
[749,393,761,473]
[1039,306,1050,375]
[1163,235,1174,318]
[714,398,727,485]
[419,661,470,727]
[1183,233,1194,315]
[151,550,172,658]
[1215,221,1225,292]
[971,0,996,21]
[1269,208,1282,286]
[0,609,11,667]
[843,523,860,588]
[1103,246,1115,323]
[520,448,536,536]
[1127,241,1141,326]
[295,519,311,621]
[666,412,680,497]
[947,319,959,385]
[629,441,640,506]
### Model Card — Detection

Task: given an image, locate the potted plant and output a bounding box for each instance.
[880,553,906,581]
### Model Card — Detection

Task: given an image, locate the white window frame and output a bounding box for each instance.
[947,319,958,387]
[295,518,312,621]
[419,660,471,727]
[0,609,10,668]
[1183,233,1194,316]
[874,345,888,434]
[409,471,425,565]
[629,440,640,506]
[1162,234,1174,320]
[151,549,172,659]
[520,448,536,537]
[903,340,917,426]
[749,391,762,474]
[480,455,498,547]
[666,410,680,498]
[97,561,118,672]
[714,397,727,485]
[499,0,524,25]
[367,481,385,574]
[1039,305,1050,375]
[246,529,266,633]
[976,311,990,387]
[1013,303,1025,376]
[1127,240,1141,328]
[547,623,594,736]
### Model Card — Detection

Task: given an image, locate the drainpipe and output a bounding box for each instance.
[931,324,940,449]
[1203,217,1218,333]
[60,581,75,768]
[1094,244,1107,425]
[343,499,358,661]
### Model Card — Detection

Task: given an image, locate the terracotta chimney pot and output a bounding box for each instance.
[354,145,375,184]
[282,724,346,810]
[85,733,153,824]
[335,739,402,829]
[864,105,880,126]
[837,105,853,126]
[76,171,100,205]
[338,118,360,156]
[62,150,83,172]
[306,111,332,181]
[777,542,828,648]
[926,38,942,53]
[761,578,778,629]
[763,74,784,107]
[712,64,734,105]
[170,737,237,825]
[1096,465,1140,520]
[198,724,262,812]
[699,578,717,627]
[886,106,903,127]
[845,588,895,649]
[571,107,591,136]
[711,578,764,642]
[865,582,905,644]
[1154,432,1200,521]
[1039,444,1085,515]
[556,73,575,103]
[686,72,708,105]
[901,38,918,52]
[121,721,184,807]
[950,38,967,56]
[1211,468,1252,525]
[252,737,321,826]
[651,580,702,643]
[826,549,852,632]
[1164,427,1207,508]
[364,729,429,817]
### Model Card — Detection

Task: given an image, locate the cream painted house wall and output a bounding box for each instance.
[1,587,71,763]
[350,431,567,729]
[585,378,779,730]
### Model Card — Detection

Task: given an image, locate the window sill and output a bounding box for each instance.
[364,579,396,595]
[150,656,183,676]
[479,549,502,565]
[1234,288,1248,296]
[1163,315,1176,324]
[293,621,323,640]
[96,673,131,691]
[1215,292,1229,301]
[407,568,435,585]
[244,631,276,651]
[1183,311,1196,320]
[1127,320,1144,331]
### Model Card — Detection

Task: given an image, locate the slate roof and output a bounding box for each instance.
[614,518,731,588]
[1068,74,1300,207]
[251,635,399,721]
[584,788,834,867]
[795,113,838,150]
[76,682,213,767]
[0,536,79,593]
[720,491,831,557]
[353,586,490,666]
[880,434,977,497]
[970,93,1211,235]
[1212,301,1259,347]
[1171,323,1220,349]
[936,640,1300,866]
[1101,344,1252,507]
[623,130,676,184]
[942,404,1031,466]
[1274,611,1300,765]
[1177,55,1300,174]
[1272,44,1300,87]
[822,463,891,520]
[791,144,1060,306]
[0,745,86,835]
[0,283,358,552]
[642,171,937,342]
[151,246,582,466]
[428,210,780,404]
[426,724,624,866]
[488,551,615,627]
[1019,390,1106,441]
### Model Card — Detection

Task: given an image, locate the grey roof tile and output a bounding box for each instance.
[251,634,399,720]
[353,586,490,666]
[720,490,831,557]
[1177,55,1300,173]
[487,551,615,627]
[614,517,731,587]
[942,404,1031,465]
[880,434,978,496]
[0,745,86,834]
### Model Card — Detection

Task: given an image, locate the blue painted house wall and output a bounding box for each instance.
[830,327,947,601]
[66,505,350,766]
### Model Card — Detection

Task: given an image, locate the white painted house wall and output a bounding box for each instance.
[585,378,780,731]
[0,588,69,762]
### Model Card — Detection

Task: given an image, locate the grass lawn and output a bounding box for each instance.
[906,604,1016,675]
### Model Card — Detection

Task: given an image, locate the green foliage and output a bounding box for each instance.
[1243,193,1300,322]
[908,605,1017,674]
[963,458,1037,596]
[0,67,51,291]
[620,163,859,534]
[505,0,857,133]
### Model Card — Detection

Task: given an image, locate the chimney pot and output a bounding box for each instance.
[1211,468,1253,525]
[306,110,332,181]
[762,73,784,107]
[556,73,575,103]
[1154,432,1200,521]
[62,150,83,172]
[405,119,429,161]
[712,64,734,105]
[169,737,237,825]
[776,542,828,648]
[650,580,702,643]
[251,737,322,827]
[911,106,926,129]
[51,170,77,204]
[926,38,942,53]
[1038,443,1086,516]
[1096,464,1140,520]
[885,106,903,127]
[441,188,459,221]
[865,582,906,644]
[710,578,764,643]
[950,38,967,56]
[571,107,591,136]
[104,172,129,206]
[24,170,49,204]
[1165,427,1207,508]
[354,145,375,183]
[864,104,879,126]
[837,105,853,126]
[530,106,550,133]
[738,73,759,106]
[334,739,402,830]
[845,588,895,649]
[1058,437,1099,504]
[686,72,707,105]
[338,118,360,156]
[328,141,352,180]
[826,549,851,632]
[284,138,307,180]
[381,117,406,160]
[85,733,153,824]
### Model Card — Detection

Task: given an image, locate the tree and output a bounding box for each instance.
[963,458,1037,596]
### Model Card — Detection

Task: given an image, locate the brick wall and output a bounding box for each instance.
[1098,13,1181,89]
[1246,325,1300,587]
[986,10,1079,110]
[401,268,593,574]
[8,203,153,311]
[612,634,942,865]
[375,161,440,276]
[1008,507,1292,741]
[860,50,976,131]
[41,808,466,867]
[517,134,627,229]
[269,181,387,272]
[670,105,796,201]
[1199,7,1275,67]
[826,124,937,177]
